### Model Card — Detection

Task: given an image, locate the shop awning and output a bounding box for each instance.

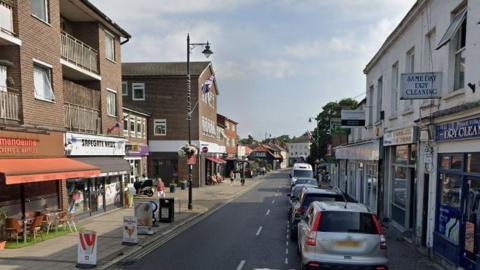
[0,158,101,185]
[206,157,226,164]
[72,157,131,176]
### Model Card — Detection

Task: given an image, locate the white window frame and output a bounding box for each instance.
[129,116,136,137]
[33,61,55,102]
[391,62,399,114]
[142,118,147,139]
[368,85,374,125]
[132,83,145,101]
[452,16,466,91]
[0,65,7,92]
[106,89,117,117]
[154,119,167,136]
[31,0,49,23]
[405,48,415,107]
[123,113,129,137]
[136,119,142,138]
[104,30,116,62]
[122,81,128,96]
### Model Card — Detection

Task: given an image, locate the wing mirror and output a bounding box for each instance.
[287,193,291,197]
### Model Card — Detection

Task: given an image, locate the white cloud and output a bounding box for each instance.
[250,59,296,79]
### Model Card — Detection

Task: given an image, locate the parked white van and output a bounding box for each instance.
[290,163,313,185]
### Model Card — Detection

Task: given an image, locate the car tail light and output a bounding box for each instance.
[375,266,386,270]
[312,213,321,231]
[372,215,387,250]
[305,230,317,246]
[308,262,320,268]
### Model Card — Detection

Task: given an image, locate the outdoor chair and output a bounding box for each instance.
[42,213,56,235]
[28,215,44,242]
[5,218,23,245]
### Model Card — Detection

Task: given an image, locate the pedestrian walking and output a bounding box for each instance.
[156,177,166,198]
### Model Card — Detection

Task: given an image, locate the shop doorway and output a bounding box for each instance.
[461,177,480,269]
[421,173,429,246]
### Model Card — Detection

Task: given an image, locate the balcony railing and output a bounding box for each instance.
[63,80,100,110]
[61,31,98,74]
[0,88,19,121]
[64,103,100,134]
[0,0,15,36]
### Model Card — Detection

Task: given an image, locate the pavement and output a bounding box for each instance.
[0,175,264,270]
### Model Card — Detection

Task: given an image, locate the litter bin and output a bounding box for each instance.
[159,198,174,223]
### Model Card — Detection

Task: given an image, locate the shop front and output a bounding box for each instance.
[433,116,480,270]
[335,140,381,214]
[384,126,418,232]
[0,130,100,219]
[65,132,130,217]
[125,143,149,184]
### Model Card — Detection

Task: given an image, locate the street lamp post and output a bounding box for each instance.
[186,34,213,210]
[309,117,320,179]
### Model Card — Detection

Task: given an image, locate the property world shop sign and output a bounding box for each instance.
[436,117,480,141]
[400,72,442,100]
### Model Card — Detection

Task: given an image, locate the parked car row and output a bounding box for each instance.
[288,163,388,270]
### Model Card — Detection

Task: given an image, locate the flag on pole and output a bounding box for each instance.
[107,122,120,134]
[201,75,215,94]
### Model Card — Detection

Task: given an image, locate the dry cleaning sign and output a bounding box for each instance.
[400,72,442,100]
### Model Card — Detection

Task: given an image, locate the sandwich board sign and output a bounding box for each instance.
[76,230,98,268]
[122,216,138,245]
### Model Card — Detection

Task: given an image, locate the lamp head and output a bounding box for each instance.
[202,42,213,58]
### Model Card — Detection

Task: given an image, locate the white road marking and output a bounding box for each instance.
[272,199,275,204]
[256,226,263,236]
[275,193,279,197]
[266,209,270,216]
[285,248,288,254]
[285,257,288,265]
[236,260,246,270]
[286,240,289,246]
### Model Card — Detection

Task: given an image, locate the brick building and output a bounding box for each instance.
[0,0,130,219]
[122,61,225,187]
[217,114,238,158]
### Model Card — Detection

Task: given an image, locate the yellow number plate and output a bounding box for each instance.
[335,240,360,248]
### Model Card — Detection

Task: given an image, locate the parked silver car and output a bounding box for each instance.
[297,201,388,270]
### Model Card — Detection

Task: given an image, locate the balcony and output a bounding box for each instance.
[64,104,100,134]
[63,80,101,134]
[0,0,21,46]
[0,88,20,122]
[60,31,100,80]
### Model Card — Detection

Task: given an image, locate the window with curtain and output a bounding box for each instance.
[105,31,115,61]
[34,64,55,101]
[106,90,116,116]
[0,65,6,91]
[453,17,466,91]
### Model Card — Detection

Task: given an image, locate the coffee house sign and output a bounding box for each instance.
[65,132,126,156]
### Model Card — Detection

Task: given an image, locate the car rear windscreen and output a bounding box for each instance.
[318,211,377,234]
[302,194,343,207]
[293,170,313,178]
[295,179,317,186]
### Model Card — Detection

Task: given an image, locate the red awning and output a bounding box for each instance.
[0,158,101,185]
[206,157,226,164]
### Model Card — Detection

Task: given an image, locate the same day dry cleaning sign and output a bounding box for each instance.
[400,72,442,100]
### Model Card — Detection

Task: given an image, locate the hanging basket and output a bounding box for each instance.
[177,144,198,158]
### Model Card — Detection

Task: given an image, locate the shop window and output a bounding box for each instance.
[394,145,409,164]
[393,166,407,208]
[450,154,463,170]
[440,156,450,170]
[467,153,480,173]
[438,174,461,244]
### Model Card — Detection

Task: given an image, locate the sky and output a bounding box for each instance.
[91,0,416,139]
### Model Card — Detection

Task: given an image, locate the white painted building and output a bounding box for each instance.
[286,136,310,166]
[362,0,480,268]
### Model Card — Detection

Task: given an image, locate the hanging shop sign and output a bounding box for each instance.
[334,140,380,161]
[436,117,480,142]
[0,130,64,157]
[384,127,417,146]
[65,132,126,156]
[76,230,98,268]
[400,72,442,100]
[341,110,365,127]
[125,144,149,157]
[122,216,138,245]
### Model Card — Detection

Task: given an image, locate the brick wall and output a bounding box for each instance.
[17,0,65,130]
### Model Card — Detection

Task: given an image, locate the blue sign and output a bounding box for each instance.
[436,117,480,141]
